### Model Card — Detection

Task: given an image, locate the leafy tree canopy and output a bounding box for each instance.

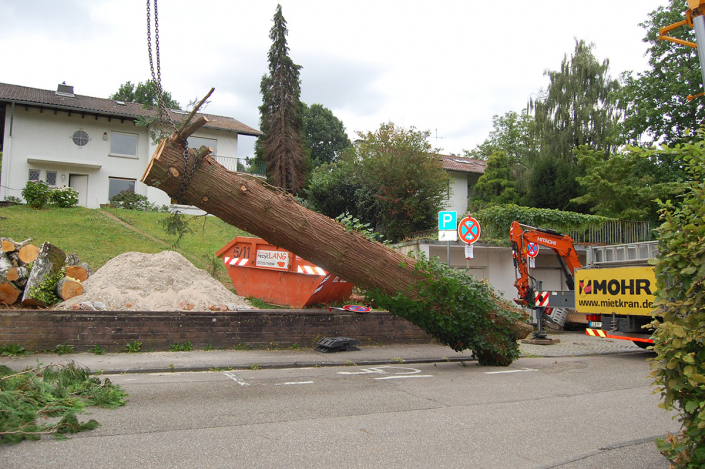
[464,110,538,167]
[470,151,520,208]
[620,0,705,146]
[571,145,685,225]
[305,123,449,242]
[109,79,180,110]
[531,39,622,162]
[302,103,351,167]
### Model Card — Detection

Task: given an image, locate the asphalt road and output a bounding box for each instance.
[1,351,677,468]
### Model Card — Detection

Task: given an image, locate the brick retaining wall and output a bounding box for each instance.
[0,309,431,352]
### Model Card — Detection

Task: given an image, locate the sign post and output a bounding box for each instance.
[438,211,457,266]
[457,216,481,259]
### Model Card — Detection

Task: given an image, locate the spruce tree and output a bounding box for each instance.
[256,4,306,194]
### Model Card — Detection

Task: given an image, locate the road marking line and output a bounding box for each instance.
[224,371,250,386]
[484,368,537,375]
[275,381,314,386]
[374,375,433,380]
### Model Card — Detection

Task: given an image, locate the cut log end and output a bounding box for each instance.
[56,278,83,301]
[18,244,40,264]
[0,282,20,305]
[65,265,91,282]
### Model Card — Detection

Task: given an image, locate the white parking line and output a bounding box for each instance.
[484,368,537,375]
[374,375,433,380]
[224,371,250,386]
[274,381,314,386]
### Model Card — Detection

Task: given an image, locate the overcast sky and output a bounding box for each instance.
[1,0,669,158]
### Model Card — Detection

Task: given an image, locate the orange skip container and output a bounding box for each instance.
[216,237,354,308]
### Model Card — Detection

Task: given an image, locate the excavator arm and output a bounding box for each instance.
[510,221,582,307]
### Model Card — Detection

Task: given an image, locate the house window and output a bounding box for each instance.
[188,136,217,156]
[46,171,57,186]
[110,132,138,157]
[28,169,41,181]
[108,177,136,201]
[72,130,89,147]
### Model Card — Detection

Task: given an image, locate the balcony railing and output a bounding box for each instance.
[213,155,266,177]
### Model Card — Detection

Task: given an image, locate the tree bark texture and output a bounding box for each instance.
[21,242,66,307]
[141,118,532,349]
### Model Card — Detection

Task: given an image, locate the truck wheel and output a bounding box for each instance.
[633,341,651,349]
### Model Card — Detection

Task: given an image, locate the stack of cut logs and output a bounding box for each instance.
[0,238,92,307]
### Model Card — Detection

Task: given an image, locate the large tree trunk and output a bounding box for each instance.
[141,97,531,362]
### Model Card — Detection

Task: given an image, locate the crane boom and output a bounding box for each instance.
[510,221,582,307]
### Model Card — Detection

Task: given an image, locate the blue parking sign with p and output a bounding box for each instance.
[438,211,457,230]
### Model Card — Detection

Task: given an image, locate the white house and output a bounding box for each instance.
[0,82,262,208]
[439,154,485,216]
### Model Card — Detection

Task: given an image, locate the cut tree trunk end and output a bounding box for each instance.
[1,237,33,253]
[65,263,92,282]
[18,244,40,264]
[140,89,531,366]
[0,282,20,305]
[21,242,66,307]
[56,277,83,301]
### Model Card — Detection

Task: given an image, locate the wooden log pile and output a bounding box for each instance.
[0,237,90,307]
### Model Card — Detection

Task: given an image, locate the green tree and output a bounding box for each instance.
[305,123,449,242]
[648,135,705,467]
[531,39,622,162]
[109,80,180,110]
[302,103,351,167]
[256,4,307,194]
[464,110,538,167]
[571,146,685,225]
[523,156,584,211]
[470,151,520,208]
[620,0,705,146]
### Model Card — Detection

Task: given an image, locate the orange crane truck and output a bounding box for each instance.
[510,221,658,347]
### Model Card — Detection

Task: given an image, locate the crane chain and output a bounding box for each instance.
[147,0,193,204]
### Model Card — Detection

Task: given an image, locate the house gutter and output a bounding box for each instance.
[1,102,14,200]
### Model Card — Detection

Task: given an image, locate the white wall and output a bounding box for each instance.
[1,106,239,208]
[395,240,586,302]
[444,170,467,215]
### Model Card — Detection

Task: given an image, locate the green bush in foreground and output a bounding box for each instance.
[365,253,526,366]
[0,362,128,444]
[649,137,705,468]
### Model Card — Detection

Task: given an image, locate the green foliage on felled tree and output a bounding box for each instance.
[649,135,705,468]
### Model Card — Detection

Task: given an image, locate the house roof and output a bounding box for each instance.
[438,154,486,174]
[0,82,263,137]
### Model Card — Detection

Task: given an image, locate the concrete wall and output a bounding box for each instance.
[0,105,239,208]
[0,309,431,352]
[395,240,586,302]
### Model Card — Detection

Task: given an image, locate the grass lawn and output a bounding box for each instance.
[0,204,249,284]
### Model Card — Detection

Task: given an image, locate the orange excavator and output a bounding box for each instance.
[510,221,582,308]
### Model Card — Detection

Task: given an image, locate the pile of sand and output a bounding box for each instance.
[54,251,253,312]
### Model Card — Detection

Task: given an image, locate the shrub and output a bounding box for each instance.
[21,180,51,209]
[649,136,705,468]
[49,187,80,208]
[109,190,155,211]
[4,196,22,204]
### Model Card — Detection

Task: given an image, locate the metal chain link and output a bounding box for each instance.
[147,0,192,204]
